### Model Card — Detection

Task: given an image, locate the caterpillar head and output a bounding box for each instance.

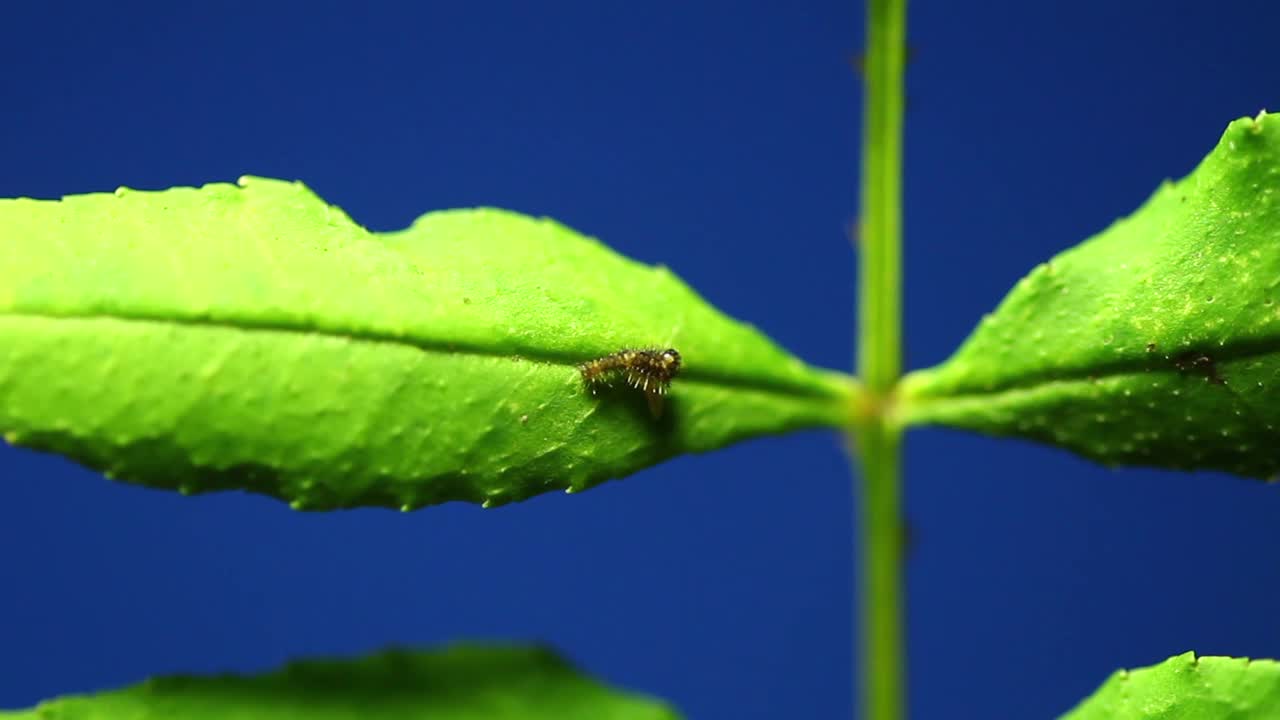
[660,348,682,376]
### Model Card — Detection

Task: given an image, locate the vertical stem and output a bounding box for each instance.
[858,0,905,395]
[857,423,903,720]
[856,0,906,719]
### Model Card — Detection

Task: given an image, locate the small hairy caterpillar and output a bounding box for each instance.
[579,348,682,417]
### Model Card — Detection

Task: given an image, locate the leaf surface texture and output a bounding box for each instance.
[0,177,852,508]
[903,114,1280,478]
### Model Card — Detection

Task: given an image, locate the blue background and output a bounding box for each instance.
[2,2,1279,718]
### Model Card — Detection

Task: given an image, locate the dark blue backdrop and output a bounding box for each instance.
[3,2,1279,718]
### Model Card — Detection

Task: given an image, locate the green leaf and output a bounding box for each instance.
[0,645,681,720]
[900,113,1280,478]
[0,177,853,509]
[1061,652,1280,719]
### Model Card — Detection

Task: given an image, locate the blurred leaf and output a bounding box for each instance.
[901,113,1280,478]
[0,176,852,509]
[1061,652,1280,719]
[0,645,680,720]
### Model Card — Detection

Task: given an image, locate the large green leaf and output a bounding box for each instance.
[0,177,852,509]
[900,113,1280,478]
[0,645,680,719]
[1061,652,1280,719]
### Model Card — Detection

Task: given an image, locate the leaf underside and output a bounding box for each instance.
[0,177,852,509]
[1061,652,1280,719]
[0,645,681,720]
[902,113,1280,479]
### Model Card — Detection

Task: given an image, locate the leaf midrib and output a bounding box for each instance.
[904,335,1280,406]
[0,308,849,401]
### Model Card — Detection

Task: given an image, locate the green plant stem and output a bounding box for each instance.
[858,0,904,396]
[855,0,906,719]
[857,423,903,720]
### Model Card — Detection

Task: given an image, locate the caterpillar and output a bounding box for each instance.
[579,348,682,417]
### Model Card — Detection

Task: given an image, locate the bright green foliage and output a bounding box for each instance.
[901,113,1280,478]
[1062,652,1280,719]
[0,176,852,510]
[0,645,681,720]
